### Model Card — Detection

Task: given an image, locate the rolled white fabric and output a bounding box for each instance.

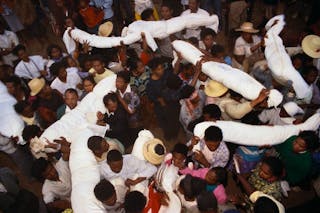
[194,112,320,146]
[172,40,283,107]
[264,15,312,100]
[70,13,219,52]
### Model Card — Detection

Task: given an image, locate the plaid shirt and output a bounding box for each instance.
[198,140,230,168]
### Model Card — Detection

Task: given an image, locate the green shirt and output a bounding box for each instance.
[276,136,312,185]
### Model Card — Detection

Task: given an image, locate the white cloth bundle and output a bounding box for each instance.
[172,40,283,107]
[194,112,320,145]
[0,82,24,144]
[70,13,219,52]
[264,15,312,100]
[135,0,154,14]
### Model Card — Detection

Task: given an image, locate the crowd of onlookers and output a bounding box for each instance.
[1,0,320,213]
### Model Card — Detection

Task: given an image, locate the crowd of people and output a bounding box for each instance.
[1,0,320,213]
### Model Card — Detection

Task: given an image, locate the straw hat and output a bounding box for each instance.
[302,35,320,59]
[98,21,113,37]
[283,102,304,117]
[235,22,259,33]
[143,138,166,165]
[28,78,45,96]
[204,80,228,98]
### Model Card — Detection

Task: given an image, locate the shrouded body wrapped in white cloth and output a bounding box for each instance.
[172,40,283,107]
[69,13,219,52]
[264,15,312,101]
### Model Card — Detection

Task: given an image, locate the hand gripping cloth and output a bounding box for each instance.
[172,40,283,107]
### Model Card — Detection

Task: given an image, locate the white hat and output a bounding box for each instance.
[234,46,245,56]
[28,78,45,96]
[283,102,304,117]
[302,35,320,59]
[235,22,259,33]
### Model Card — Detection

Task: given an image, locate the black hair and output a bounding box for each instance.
[65,88,78,97]
[22,125,41,142]
[229,90,243,99]
[31,158,49,181]
[188,37,199,47]
[124,191,147,213]
[172,143,188,158]
[14,100,29,114]
[241,111,262,125]
[254,196,278,213]
[166,74,182,90]
[83,75,96,85]
[103,93,118,105]
[180,175,206,200]
[116,71,130,83]
[302,65,318,76]
[148,57,163,70]
[90,54,105,64]
[196,191,218,212]
[12,44,26,56]
[180,85,196,99]
[141,8,154,21]
[211,44,225,57]
[261,156,284,179]
[5,75,22,86]
[50,61,66,77]
[47,44,62,58]
[291,53,307,65]
[87,136,104,151]
[200,28,216,41]
[127,57,141,71]
[155,144,165,155]
[107,149,123,163]
[94,179,116,202]
[202,104,221,120]
[161,2,174,10]
[204,126,223,142]
[64,16,73,24]
[298,131,319,151]
[210,167,228,186]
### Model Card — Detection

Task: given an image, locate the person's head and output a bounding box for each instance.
[188,37,199,48]
[302,65,318,85]
[259,157,284,182]
[241,111,261,125]
[166,74,183,90]
[188,0,200,13]
[241,32,253,43]
[50,61,67,82]
[79,55,93,72]
[83,76,96,93]
[181,86,198,103]
[37,84,53,100]
[94,179,117,206]
[179,174,206,201]
[78,0,89,9]
[204,126,223,151]
[148,57,164,77]
[198,72,208,82]
[124,191,147,213]
[254,196,279,213]
[107,150,123,173]
[13,44,28,61]
[31,158,59,182]
[172,143,188,168]
[160,3,174,20]
[197,191,218,213]
[64,88,78,109]
[141,8,155,21]
[103,93,118,113]
[293,131,319,153]
[91,55,106,74]
[202,104,221,121]
[64,17,75,29]
[116,71,130,92]
[181,63,195,78]
[87,136,109,157]
[5,75,22,95]
[14,100,35,118]
[291,53,306,71]
[22,125,42,143]
[0,64,14,82]
[47,44,63,60]
[128,57,145,77]
[63,56,77,68]
[200,28,217,50]
[205,167,227,186]
[211,45,225,62]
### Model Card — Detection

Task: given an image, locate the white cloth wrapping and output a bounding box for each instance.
[172,40,283,107]
[194,112,320,146]
[135,0,154,14]
[264,15,312,100]
[0,82,24,144]
[70,13,219,52]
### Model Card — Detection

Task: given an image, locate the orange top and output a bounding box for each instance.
[79,6,104,28]
[140,51,151,65]
[143,183,162,213]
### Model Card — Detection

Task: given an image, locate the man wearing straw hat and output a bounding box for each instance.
[302,34,320,70]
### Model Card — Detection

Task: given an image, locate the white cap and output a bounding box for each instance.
[234,46,245,56]
[283,102,304,117]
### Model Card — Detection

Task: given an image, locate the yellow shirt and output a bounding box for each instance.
[89,68,114,83]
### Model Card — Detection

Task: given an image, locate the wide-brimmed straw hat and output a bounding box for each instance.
[204,80,228,98]
[302,35,320,59]
[143,138,166,165]
[235,22,259,33]
[28,78,45,96]
[98,21,113,37]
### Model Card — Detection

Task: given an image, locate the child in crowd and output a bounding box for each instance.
[78,0,104,34]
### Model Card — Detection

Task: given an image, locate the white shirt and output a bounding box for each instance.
[103,178,127,213]
[181,8,210,39]
[0,30,19,66]
[15,55,46,80]
[50,67,82,96]
[258,108,294,125]
[100,154,157,181]
[42,159,71,204]
[234,35,261,57]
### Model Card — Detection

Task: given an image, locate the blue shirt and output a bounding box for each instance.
[90,0,114,19]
